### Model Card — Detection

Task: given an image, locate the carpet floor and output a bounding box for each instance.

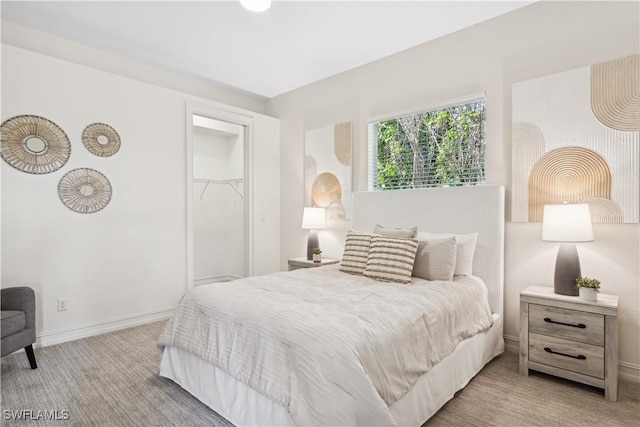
[1,321,638,426]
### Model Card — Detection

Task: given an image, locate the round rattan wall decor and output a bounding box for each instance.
[82,123,120,157]
[1,115,71,174]
[58,168,112,214]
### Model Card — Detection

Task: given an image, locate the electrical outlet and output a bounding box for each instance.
[57,298,68,312]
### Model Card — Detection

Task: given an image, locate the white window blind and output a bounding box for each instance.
[368,95,486,191]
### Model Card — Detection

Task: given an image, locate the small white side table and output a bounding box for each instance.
[287,257,339,271]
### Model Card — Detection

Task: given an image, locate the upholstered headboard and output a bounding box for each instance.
[351,185,505,318]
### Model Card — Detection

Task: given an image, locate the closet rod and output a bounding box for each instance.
[194,178,243,199]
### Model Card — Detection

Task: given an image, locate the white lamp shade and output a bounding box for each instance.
[240,0,271,12]
[542,204,594,242]
[301,207,326,230]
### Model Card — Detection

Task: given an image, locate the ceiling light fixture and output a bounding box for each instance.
[240,0,271,13]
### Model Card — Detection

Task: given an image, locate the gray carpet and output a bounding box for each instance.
[1,321,638,426]
[1,322,231,427]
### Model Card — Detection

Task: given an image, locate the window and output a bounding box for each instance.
[368,96,486,191]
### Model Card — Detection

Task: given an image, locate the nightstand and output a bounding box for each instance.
[288,257,339,271]
[519,285,619,401]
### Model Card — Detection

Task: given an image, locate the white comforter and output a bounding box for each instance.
[158,265,493,426]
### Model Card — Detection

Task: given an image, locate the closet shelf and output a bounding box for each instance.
[194,178,243,199]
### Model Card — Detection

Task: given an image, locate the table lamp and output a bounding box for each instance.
[542,203,594,296]
[302,207,326,260]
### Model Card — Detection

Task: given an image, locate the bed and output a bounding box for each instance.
[159,185,505,426]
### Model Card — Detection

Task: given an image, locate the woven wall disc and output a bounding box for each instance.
[82,123,120,157]
[1,115,71,174]
[58,168,112,214]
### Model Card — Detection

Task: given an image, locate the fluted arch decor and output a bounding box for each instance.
[528,147,611,222]
[591,54,640,131]
[58,168,112,214]
[334,122,352,166]
[580,197,623,223]
[1,115,71,174]
[305,122,352,219]
[512,54,639,223]
[511,122,545,221]
[311,172,344,219]
[82,123,121,157]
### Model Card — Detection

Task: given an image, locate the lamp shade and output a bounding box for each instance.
[542,204,594,242]
[240,0,271,12]
[301,207,326,230]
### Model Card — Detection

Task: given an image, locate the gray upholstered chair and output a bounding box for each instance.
[1,286,37,369]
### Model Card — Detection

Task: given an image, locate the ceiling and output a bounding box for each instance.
[1,1,533,99]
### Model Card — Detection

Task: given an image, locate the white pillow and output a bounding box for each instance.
[339,230,372,275]
[417,232,478,276]
[364,235,419,284]
[412,237,457,281]
[373,224,418,239]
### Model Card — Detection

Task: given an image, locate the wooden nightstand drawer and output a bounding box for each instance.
[529,304,604,346]
[529,333,604,379]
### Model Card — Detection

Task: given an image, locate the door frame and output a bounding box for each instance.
[185,102,254,290]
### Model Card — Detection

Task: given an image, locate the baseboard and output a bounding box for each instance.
[619,361,640,383]
[503,334,640,383]
[194,273,242,286]
[504,334,519,355]
[35,307,175,348]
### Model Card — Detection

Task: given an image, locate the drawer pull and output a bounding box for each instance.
[544,317,586,329]
[544,347,586,360]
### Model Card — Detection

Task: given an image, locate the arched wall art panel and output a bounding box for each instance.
[512,54,639,223]
[305,122,352,219]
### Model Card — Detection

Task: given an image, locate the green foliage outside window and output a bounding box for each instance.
[374,100,486,190]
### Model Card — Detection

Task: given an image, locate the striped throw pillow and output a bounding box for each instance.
[364,235,419,284]
[339,230,373,275]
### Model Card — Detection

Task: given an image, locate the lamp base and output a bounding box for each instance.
[553,243,581,296]
[307,230,319,261]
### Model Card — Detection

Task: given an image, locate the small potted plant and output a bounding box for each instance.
[312,247,322,263]
[575,277,600,302]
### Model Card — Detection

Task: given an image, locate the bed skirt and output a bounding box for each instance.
[159,313,504,426]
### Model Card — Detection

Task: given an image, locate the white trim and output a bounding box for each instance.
[185,102,255,292]
[368,91,486,123]
[34,307,175,348]
[186,104,195,291]
[245,119,255,278]
[503,335,639,383]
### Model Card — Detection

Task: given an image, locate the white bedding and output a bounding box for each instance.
[158,265,494,426]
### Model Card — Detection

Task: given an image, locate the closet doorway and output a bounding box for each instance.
[189,112,248,286]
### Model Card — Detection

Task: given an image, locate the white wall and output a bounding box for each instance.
[1,38,279,345]
[267,1,640,380]
[1,21,266,114]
